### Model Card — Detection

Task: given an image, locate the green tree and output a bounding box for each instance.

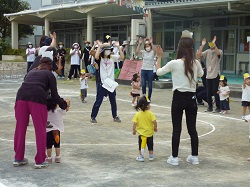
[0,0,34,40]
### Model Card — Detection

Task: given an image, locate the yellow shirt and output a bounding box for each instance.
[132,110,156,137]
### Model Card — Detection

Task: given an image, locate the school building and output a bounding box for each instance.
[4,0,250,75]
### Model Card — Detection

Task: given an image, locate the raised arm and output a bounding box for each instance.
[155,45,163,71]
[49,32,57,48]
[212,36,222,57]
[136,37,143,55]
[197,38,206,60]
[95,40,102,60]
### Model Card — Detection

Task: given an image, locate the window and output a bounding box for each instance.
[164,22,174,29]
[153,32,162,46]
[174,31,182,51]
[214,18,227,27]
[164,31,174,50]
[153,23,163,30]
[240,16,250,26]
[239,29,250,52]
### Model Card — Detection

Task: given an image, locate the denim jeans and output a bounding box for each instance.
[171,90,199,157]
[91,82,117,119]
[141,69,154,100]
[206,74,220,109]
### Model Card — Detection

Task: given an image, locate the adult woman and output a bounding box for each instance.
[13,55,70,169]
[68,43,81,80]
[156,30,204,166]
[136,37,156,101]
[25,42,36,72]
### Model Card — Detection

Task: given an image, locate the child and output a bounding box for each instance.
[46,98,70,164]
[131,73,141,106]
[132,96,157,162]
[80,72,90,103]
[241,73,250,120]
[217,75,230,114]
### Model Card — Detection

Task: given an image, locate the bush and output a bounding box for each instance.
[0,39,11,60]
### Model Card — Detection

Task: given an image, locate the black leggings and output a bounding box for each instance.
[138,135,153,151]
[206,75,220,109]
[68,65,80,79]
[171,90,198,157]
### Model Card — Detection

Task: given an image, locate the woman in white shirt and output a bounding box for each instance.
[26,42,36,73]
[68,43,81,80]
[156,30,204,166]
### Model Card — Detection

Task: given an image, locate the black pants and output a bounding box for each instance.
[206,75,220,109]
[68,65,80,79]
[196,86,207,103]
[59,59,65,77]
[138,135,153,151]
[171,90,199,157]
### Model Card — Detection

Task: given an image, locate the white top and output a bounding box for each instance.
[242,85,250,102]
[218,85,230,100]
[26,48,36,62]
[80,77,88,89]
[70,49,81,65]
[100,55,119,82]
[156,59,203,92]
[38,46,50,56]
[202,49,223,79]
[131,81,141,94]
[113,46,119,55]
[46,108,66,133]
[141,50,155,70]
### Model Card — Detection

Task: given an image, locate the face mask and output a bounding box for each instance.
[104,50,111,56]
[59,45,63,48]
[74,45,78,49]
[86,44,89,47]
[145,47,151,52]
[29,45,32,48]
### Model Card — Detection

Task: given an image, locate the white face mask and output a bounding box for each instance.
[59,45,63,48]
[74,45,78,49]
[29,45,32,48]
[145,47,151,52]
[86,44,89,47]
[104,50,111,56]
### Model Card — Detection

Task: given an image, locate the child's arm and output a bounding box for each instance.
[153,120,157,132]
[131,82,140,90]
[132,122,137,135]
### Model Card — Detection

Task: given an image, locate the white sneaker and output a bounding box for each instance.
[167,156,179,166]
[242,116,245,120]
[149,155,154,161]
[186,155,199,165]
[136,156,144,162]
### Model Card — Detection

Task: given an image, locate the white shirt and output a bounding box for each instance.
[80,77,88,89]
[156,59,204,92]
[242,85,250,102]
[100,55,119,82]
[26,48,36,62]
[219,85,230,100]
[70,49,81,65]
[46,108,66,133]
[141,50,155,70]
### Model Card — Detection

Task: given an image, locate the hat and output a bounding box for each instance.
[84,40,90,44]
[44,37,52,46]
[181,30,193,39]
[58,42,64,46]
[208,42,215,48]
[106,35,111,40]
[28,42,32,45]
[244,73,250,79]
[72,43,79,47]
[81,69,86,74]
[122,41,129,46]
[219,75,227,82]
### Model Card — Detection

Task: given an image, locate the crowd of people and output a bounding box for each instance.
[15,30,250,169]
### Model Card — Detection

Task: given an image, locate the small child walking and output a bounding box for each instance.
[131,73,141,106]
[46,98,70,164]
[241,73,250,120]
[217,75,230,114]
[80,72,90,103]
[132,96,157,162]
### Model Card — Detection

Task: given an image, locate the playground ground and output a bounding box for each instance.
[0,74,250,187]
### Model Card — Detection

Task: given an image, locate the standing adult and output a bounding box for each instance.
[83,41,92,73]
[90,40,124,123]
[156,30,204,166]
[25,42,36,73]
[68,43,81,80]
[57,42,66,78]
[197,36,223,113]
[13,56,70,169]
[136,37,156,101]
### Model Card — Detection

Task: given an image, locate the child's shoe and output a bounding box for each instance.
[55,156,61,163]
[35,161,49,169]
[186,155,199,165]
[167,156,179,166]
[46,157,52,164]
[136,155,144,162]
[241,116,245,120]
[222,110,228,115]
[13,158,28,167]
[149,154,154,161]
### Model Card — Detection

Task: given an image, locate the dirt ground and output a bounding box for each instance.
[0,77,250,187]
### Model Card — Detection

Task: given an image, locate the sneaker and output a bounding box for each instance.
[113,116,121,123]
[219,110,224,114]
[13,158,28,167]
[186,155,199,165]
[205,108,213,112]
[34,161,49,169]
[62,76,65,79]
[242,116,245,120]
[67,78,70,80]
[149,155,154,161]
[131,103,136,107]
[55,156,61,163]
[82,100,87,103]
[46,157,52,164]
[222,110,228,115]
[213,108,221,113]
[136,156,144,162]
[167,156,179,166]
[90,118,97,123]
